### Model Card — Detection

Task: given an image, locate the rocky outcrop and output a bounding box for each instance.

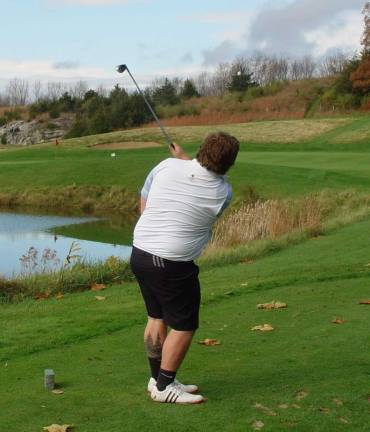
[0,117,73,146]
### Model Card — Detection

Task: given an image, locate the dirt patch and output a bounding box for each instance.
[91,141,162,150]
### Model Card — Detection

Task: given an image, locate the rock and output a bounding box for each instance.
[0,116,73,146]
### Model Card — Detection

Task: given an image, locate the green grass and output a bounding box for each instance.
[1,116,370,430]
[1,219,369,431]
[0,116,369,203]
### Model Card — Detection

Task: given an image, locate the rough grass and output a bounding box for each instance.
[1,219,370,431]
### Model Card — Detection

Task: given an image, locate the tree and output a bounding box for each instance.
[152,78,180,105]
[6,78,29,105]
[362,2,370,58]
[181,79,199,98]
[319,51,350,77]
[350,59,370,93]
[228,59,257,92]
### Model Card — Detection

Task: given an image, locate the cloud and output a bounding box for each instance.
[179,11,255,24]
[202,0,364,65]
[53,61,79,70]
[304,10,362,56]
[247,0,364,55]
[0,59,110,80]
[202,40,237,66]
[180,52,193,64]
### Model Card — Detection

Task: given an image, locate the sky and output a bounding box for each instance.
[0,0,365,90]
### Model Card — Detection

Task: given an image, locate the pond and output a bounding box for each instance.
[0,210,134,278]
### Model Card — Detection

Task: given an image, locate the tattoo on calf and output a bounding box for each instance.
[145,334,162,359]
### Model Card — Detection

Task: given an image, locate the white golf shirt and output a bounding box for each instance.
[133,158,232,261]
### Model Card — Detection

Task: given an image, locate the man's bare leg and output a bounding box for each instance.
[161,330,194,371]
[144,318,167,379]
[154,329,194,390]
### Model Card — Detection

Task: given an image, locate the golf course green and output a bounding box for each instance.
[1,115,370,431]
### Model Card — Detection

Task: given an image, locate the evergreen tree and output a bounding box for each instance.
[181,79,200,99]
[152,78,180,105]
[228,70,256,92]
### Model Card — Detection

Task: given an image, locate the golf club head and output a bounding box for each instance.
[116,64,128,74]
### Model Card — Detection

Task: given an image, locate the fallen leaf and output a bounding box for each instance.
[51,389,64,395]
[359,299,370,305]
[251,420,264,430]
[333,398,343,406]
[95,296,106,301]
[319,407,330,414]
[253,402,277,416]
[257,301,287,310]
[332,318,345,324]
[278,404,289,409]
[291,403,301,409]
[339,417,350,424]
[55,293,64,300]
[91,283,106,291]
[43,425,73,432]
[251,324,274,332]
[295,390,308,400]
[34,290,51,300]
[197,339,221,346]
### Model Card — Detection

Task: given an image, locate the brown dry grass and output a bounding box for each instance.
[208,191,365,250]
[0,106,28,119]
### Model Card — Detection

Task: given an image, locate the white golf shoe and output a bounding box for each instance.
[147,377,198,394]
[150,381,204,404]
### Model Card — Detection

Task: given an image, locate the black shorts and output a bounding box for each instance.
[130,246,201,331]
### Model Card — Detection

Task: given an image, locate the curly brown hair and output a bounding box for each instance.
[196,132,239,175]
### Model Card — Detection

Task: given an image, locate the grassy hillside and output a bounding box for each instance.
[0,116,369,207]
[1,219,369,431]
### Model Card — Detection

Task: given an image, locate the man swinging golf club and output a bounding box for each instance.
[130,132,239,404]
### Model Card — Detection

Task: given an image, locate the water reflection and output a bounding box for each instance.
[0,211,132,278]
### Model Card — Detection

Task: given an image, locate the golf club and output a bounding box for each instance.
[116,64,174,149]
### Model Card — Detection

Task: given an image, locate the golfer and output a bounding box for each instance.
[130,132,239,404]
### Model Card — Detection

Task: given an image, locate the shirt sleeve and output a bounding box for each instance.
[141,167,156,199]
[140,159,170,199]
[217,183,232,217]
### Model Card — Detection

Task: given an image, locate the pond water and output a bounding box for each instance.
[0,211,134,278]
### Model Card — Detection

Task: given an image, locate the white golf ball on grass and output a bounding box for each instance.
[111,153,116,158]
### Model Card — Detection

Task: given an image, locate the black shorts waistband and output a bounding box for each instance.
[132,246,193,265]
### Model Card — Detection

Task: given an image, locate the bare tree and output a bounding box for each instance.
[96,84,108,98]
[5,78,29,105]
[69,80,88,99]
[211,62,232,96]
[194,72,212,96]
[0,91,10,107]
[46,82,66,101]
[362,2,370,57]
[32,80,43,102]
[319,51,350,77]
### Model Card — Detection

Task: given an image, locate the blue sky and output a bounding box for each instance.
[0,0,364,89]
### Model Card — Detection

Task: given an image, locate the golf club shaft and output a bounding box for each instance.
[125,68,174,148]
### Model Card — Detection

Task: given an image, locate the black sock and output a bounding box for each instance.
[148,357,161,380]
[156,368,176,391]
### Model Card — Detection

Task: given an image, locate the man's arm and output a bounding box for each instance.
[169,143,190,160]
[140,196,146,214]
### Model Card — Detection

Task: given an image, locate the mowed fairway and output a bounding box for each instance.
[0,116,370,197]
[1,220,370,431]
[1,116,370,431]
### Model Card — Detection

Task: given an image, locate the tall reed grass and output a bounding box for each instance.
[208,190,370,250]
